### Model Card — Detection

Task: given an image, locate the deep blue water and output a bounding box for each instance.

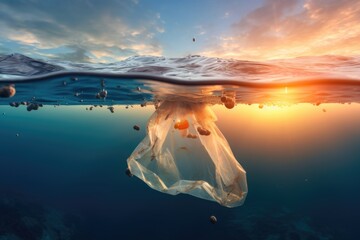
[0,74,360,240]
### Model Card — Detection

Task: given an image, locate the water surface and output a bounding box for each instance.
[0,54,360,239]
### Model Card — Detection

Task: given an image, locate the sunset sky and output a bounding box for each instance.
[0,0,359,62]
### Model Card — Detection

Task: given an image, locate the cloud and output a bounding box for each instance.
[201,0,360,60]
[53,45,91,62]
[0,0,164,62]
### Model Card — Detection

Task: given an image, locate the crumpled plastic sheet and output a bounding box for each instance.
[127,101,247,207]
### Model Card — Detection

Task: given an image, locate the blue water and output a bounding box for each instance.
[0,76,360,240]
[1,54,360,239]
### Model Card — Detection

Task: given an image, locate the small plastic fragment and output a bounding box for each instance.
[0,85,16,98]
[209,215,217,224]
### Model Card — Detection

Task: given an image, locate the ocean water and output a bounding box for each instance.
[0,54,360,240]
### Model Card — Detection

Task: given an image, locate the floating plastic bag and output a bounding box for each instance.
[127,101,247,207]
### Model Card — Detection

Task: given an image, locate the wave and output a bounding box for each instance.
[1,53,360,106]
[1,53,360,82]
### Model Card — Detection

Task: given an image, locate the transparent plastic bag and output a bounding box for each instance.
[127,101,247,207]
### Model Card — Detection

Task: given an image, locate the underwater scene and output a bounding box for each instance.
[1,1,360,240]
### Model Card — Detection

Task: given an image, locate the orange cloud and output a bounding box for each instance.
[202,0,360,60]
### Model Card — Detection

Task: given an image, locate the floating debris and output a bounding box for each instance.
[70,77,78,81]
[258,104,264,109]
[209,215,217,224]
[101,79,105,87]
[174,119,189,130]
[136,86,141,91]
[16,133,20,137]
[197,126,211,136]
[187,133,197,139]
[27,103,43,112]
[193,37,196,42]
[107,106,115,113]
[74,92,80,97]
[9,102,20,107]
[133,125,140,131]
[224,99,235,109]
[125,168,133,177]
[96,90,108,99]
[63,81,67,86]
[220,96,235,109]
[89,106,93,111]
[322,109,327,112]
[140,102,147,107]
[0,85,16,98]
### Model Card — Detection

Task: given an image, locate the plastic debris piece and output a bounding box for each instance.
[127,101,247,207]
[174,119,189,130]
[224,99,235,109]
[9,102,20,107]
[96,90,108,99]
[197,126,211,136]
[0,85,16,98]
[187,133,197,139]
[108,106,115,113]
[209,215,217,224]
[27,103,40,111]
[133,125,140,131]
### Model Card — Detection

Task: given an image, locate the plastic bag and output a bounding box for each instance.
[127,101,247,207]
